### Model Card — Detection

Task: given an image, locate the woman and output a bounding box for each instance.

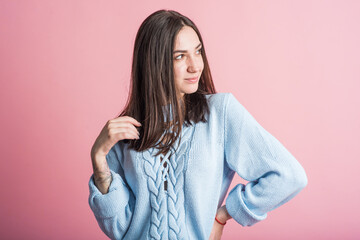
[89,9,308,240]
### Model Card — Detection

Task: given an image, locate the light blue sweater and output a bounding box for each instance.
[88,92,308,240]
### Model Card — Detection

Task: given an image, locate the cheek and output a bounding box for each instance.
[173,66,183,88]
[174,64,187,78]
[200,58,204,70]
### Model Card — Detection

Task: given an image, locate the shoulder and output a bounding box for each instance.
[204,92,235,109]
[199,92,233,121]
[203,92,247,122]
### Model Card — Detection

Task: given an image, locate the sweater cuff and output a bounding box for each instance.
[225,183,267,226]
[88,170,130,218]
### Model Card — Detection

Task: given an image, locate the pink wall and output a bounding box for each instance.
[1,1,359,239]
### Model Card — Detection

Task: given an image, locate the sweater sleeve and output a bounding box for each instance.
[224,93,308,227]
[88,141,135,239]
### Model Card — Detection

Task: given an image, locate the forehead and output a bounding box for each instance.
[174,26,200,49]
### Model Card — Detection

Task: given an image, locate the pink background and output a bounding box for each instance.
[1,0,359,239]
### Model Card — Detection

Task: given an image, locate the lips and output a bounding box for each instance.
[185,76,199,83]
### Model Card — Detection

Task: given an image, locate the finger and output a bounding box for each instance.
[109,122,140,136]
[111,116,142,127]
[112,128,139,140]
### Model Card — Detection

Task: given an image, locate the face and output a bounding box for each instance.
[173,26,204,99]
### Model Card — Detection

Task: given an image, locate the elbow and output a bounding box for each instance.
[295,168,308,191]
[288,162,308,192]
[279,160,308,193]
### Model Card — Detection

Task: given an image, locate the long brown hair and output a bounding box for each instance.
[119,9,216,156]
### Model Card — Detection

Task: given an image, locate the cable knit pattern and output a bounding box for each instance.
[143,149,170,239]
[142,125,193,240]
[167,140,188,240]
[88,93,308,240]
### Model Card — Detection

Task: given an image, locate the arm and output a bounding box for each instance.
[88,142,135,239]
[223,93,308,227]
[92,153,112,194]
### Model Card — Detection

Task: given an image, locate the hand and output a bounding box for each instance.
[208,205,232,240]
[91,116,142,159]
[90,116,142,194]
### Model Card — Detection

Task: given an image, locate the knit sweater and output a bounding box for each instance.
[88,92,308,240]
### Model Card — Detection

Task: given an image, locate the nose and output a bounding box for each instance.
[187,56,202,73]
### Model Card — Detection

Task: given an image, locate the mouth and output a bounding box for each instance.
[185,76,199,83]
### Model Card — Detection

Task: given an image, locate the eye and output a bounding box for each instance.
[175,54,184,60]
[196,48,202,54]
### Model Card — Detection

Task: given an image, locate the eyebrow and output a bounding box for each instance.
[173,43,202,54]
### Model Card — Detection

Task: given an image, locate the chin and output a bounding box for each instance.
[183,87,198,95]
